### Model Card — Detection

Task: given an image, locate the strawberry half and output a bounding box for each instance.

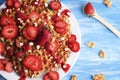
[6,0,14,8]
[0,42,5,55]
[23,55,42,71]
[84,2,95,15]
[62,64,70,73]
[0,15,15,26]
[68,34,77,43]
[61,9,71,17]
[5,62,13,73]
[16,11,27,21]
[43,71,59,80]
[68,41,80,52]
[49,1,61,10]
[14,1,21,9]
[54,20,67,28]
[2,25,18,39]
[28,12,40,19]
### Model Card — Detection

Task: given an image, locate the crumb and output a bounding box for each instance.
[85,42,95,48]
[92,74,104,80]
[99,50,105,58]
[104,0,112,8]
[71,75,77,80]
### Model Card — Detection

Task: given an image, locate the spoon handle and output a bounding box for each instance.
[93,12,120,38]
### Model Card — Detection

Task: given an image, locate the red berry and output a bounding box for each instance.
[14,1,21,9]
[6,0,14,8]
[5,62,13,73]
[0,15,15,26]
[2,25,18,39]
[61,9,71,17]
[0,42,5,55]
[23,55,42,71]
[28,12,40,19]
[43,71,59,80]
[49,1,61,10]
[68,34,77,43]
[68,41,80,52]
[16,11,27,21]
[62,64,70,73]
[84,2,95,15]
[54,27,67,34]
[54,20,67,28]
[51,15,60,22]
[45,40,59,54]
[36,28,52,45]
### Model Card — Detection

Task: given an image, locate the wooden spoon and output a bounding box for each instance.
[84,2,120,38]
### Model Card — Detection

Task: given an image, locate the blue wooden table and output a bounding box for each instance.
[1,0,120,80]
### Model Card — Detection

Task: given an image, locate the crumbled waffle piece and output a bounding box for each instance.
[71,75,77,80]
[104,0,112,8]
[92,74,104,80]
[86,42,95,48]
[99,50,105,58]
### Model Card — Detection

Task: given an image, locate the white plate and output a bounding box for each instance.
[0,1,81,80]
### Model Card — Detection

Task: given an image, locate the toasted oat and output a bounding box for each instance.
[99,50,105,58]
[92,74,104,80]
[104,0,112,8]
[71,75,77,80]
[86,42,95,48]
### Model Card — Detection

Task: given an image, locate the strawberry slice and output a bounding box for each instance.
[36,28,52,45]
[54,27,67,34]
[28,12,40,19]
[6,0,14,8]
[68,41,80,52]
[2,25,18,39]
[0,15,15,26]
[62,64,70,73]
[14,1,21,9]
[0,42,5,55]
[68,34,77,43]
[22,27,31,40]
[16,11,27,21]
[49,1,61,10]
[43,71,59,80]
[84,2,95,15]
[5,62,13,73]
[23,55,42,71]
[45,40,59,54]
[54,20,67,28]
[51,15,60,22]
[61,9,71,17]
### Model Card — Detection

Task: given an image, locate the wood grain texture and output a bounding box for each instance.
[0,0,120,80]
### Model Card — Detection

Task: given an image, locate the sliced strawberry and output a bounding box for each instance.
[36,28,52,45]
[61,9,71,17]
[0,15,15,26]
[43,71,59,80]
[51,15,60,22]
[0,42,5,55]
[54,20,67,28]
[68,34,77,43]
[49,1,61,10]
[2,25,18,39]
[84,2,95,15]
[62,64,70,73]
[28,12,40,19]
[16,11,27,21]
[68,41,80,52]
[16,51,25,58]
[5,62,13,73]
[26,26,39,40]
[54,27,67,34]
[22,27,31,40]
[6,0,14,8]
[23,55,42,71]
[45,40,59,54]
[14,1,21,9]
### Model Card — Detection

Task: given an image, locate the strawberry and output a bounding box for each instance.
[36,28,52,45]
[23,55,42,71]
[84,2,95,15]
[62,64,70,73]
[7,47,14,56]
[45,40,59,54]
[16,51,25,58]
[51,15,60,22]
[28,12,40,19]
[2,25,18,39]
[0,42,5,55]
[54,27,67,34]
[19,77,26,80]
[68,41,80,52]
[0,15,15,26]
[54,20,67,28]
[22,27,31,40]
[14,1,21,9]
[43,71,59,80]
[16,11,27,21]
[19,70,26,78]
[6,0,14,8]
[5,62,13,73]
[68,34,77,43]
[22,42,32,51]
[61,9,71,17]
[49,1,61,10]
[0,59,6,71]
